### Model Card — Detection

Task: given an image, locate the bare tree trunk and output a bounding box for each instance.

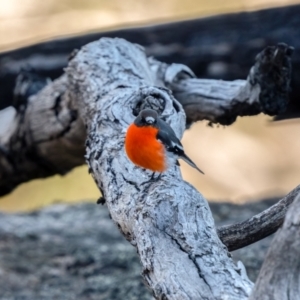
[249,193,300,300]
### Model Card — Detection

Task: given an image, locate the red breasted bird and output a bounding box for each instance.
[125,109,204,175]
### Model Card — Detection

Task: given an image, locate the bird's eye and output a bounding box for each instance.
[145,116,155,124]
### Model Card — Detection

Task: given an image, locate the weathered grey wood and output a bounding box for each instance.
[0,41,292,196]
[250,193,300,300]
[151,42,292,125]
[1,36,298,298]
[64,37,253,299]
[0,75,86,196]
[218,185,300,251]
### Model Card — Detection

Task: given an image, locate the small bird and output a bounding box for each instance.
[125,109,204,176]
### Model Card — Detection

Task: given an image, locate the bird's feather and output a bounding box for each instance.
[156,119,204,174]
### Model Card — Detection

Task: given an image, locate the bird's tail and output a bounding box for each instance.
[181,153,204,174]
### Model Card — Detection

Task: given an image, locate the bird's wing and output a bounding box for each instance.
[156,119,184,156]
[156,119,204,174]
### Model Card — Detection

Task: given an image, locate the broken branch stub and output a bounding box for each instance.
[67,37,253,299]
[0,75,86,196]
[157,43,293,125]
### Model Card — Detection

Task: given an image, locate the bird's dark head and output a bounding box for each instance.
[134,109,158,127]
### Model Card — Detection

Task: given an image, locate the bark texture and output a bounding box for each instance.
[0,39,292,196]
[0,75,86,196]
[153,42,292,125]
[250,194,300,300]
[0,36,297,299]
[66,37,253,299]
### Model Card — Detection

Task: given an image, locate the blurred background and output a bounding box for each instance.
[0,0,299,212]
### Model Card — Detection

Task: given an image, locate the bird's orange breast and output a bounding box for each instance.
[125,124,166,172]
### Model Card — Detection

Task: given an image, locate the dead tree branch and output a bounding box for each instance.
[218,185,300,251]
[64,37,253,299]
[0,40,292,196]
[151,42,293,125]
[0,76,86,196]
[249,193,300,300]
[0,35,298,299]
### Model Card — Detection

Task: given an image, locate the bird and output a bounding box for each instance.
[125,109,204,177]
